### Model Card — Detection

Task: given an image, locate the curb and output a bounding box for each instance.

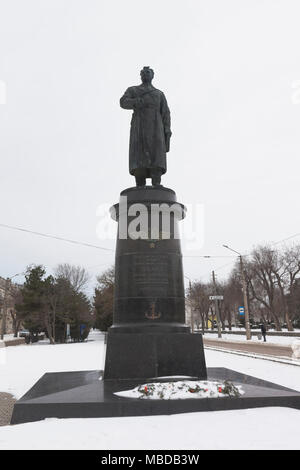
[204,345,300,366]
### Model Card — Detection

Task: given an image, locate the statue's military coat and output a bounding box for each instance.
[120,85,171,176]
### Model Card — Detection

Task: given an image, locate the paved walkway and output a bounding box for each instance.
[203,337,292,358]
[0,393,16,426]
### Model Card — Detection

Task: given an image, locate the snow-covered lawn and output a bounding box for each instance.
[0,330,300,450]
[0,331,106,399]
[202,332,299,346]
[1,407,299,450]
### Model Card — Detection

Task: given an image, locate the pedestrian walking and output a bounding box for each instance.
[260,323,267,342]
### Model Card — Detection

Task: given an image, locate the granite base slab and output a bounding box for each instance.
[11,368,300,425]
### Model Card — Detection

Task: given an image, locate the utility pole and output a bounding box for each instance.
[212,271,222,338]
[189,280,195,333]
[185,276,194,333]
[239,255,251,340]
[222,245,251,340]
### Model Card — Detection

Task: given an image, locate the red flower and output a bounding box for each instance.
[144,386,148,392]
[218,387,223,393]
[205,389,208,392]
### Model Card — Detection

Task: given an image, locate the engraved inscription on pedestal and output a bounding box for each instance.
[133,253,168,297]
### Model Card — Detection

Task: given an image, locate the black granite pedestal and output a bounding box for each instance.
[104,330,206,380]
[104,186,207,380]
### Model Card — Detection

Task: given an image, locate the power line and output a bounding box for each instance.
[214,260,237,272]
[1,221,299,261]
[272,232,300,246]
[0,223,115,253]
[0,223,238,258]
[87,262,114,270]
[214,231,300,274]
[183,255,236,258]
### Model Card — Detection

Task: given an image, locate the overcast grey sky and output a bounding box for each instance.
[0,0,300,292]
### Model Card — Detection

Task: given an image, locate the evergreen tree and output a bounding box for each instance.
[94,267,114,332]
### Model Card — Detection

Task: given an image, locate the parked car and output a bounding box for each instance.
[18,329,30,338]
[18,330,31,344]
[18,330,45,344]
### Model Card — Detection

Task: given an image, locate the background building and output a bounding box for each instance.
[0,276,18,336]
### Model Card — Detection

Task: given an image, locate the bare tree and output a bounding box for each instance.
[55,263,90,293]
[184,245,300,333]
[274,245,300,330]
[9,284,24,337]
[246,246,285,330]
[288,278,300,326]
[188,281,211,333]
[220,273,244,329]
[94,267,115,331]
[245,245,300,331]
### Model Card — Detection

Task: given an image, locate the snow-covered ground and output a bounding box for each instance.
[202,332,298,345]
[0,330,300,450]
[0,331,106,399]
[115,379,244,400]
[212,327,300,333]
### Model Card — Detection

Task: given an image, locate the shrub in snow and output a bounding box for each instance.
[115,380,244,400]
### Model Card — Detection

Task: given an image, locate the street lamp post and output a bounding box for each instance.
[222,245,251,341]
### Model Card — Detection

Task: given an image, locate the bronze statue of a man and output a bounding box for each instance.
[120,66,172,187]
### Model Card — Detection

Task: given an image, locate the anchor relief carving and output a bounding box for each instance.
[145,301,161,320]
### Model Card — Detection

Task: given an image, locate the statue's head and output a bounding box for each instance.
[140,66,154,84]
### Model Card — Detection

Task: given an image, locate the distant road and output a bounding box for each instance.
[203,337,293,358]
